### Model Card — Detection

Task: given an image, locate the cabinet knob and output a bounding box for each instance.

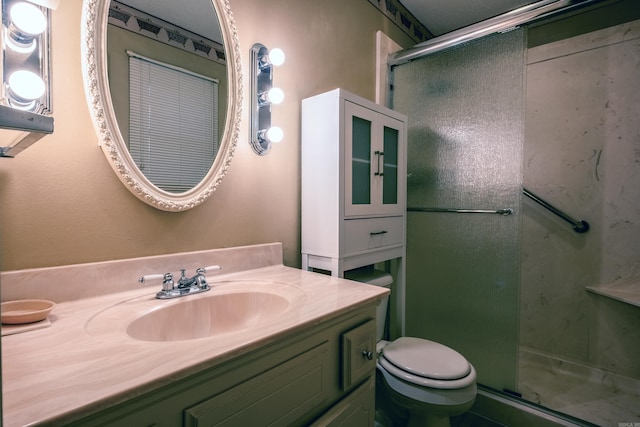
[370,230,388,236]
[362,350,373,360]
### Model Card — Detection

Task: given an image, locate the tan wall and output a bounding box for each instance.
[0,0,413,271]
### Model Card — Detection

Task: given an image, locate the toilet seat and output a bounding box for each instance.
[379,337,476,389]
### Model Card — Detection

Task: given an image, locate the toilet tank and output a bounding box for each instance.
[345,267,392,341]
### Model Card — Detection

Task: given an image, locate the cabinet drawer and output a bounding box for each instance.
[184,341,330,426]
[343,216,404,254]
[341,320,376,391]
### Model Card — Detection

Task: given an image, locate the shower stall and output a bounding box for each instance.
[388,1,640,425]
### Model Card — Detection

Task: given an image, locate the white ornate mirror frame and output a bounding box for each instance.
[80,0,242,211]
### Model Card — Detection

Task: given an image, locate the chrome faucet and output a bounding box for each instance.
[139,265,221,299]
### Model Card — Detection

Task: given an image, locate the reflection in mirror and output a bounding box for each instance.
[81,0,242,211]
[107,0,226,192]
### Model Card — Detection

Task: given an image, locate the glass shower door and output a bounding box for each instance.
[391,29,526,391]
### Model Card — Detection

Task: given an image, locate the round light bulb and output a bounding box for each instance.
[267,87,284,105]
[266,126,284,143]
[268,48,285,67]
[10,2,47,36]
[8,70,46,101]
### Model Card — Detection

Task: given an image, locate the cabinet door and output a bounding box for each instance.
[184,341,330,427]
[310,377,375,427]
[380,114,402,212]
[345,101,405,217]
[341,319,376,390]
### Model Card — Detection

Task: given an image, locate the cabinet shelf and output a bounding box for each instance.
[586,281,640,308]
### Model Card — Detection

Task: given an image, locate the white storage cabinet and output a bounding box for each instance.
[301,88,407,278]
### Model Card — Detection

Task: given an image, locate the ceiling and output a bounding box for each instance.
[400,0,541,37]
[120,0,543,46]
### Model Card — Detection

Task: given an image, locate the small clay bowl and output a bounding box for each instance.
[1,299,56,325]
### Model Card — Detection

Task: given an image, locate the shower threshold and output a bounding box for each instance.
[518,347,640,427]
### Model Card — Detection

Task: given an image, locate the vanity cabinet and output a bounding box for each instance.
[301,88,407,278]
[65,308,377,427]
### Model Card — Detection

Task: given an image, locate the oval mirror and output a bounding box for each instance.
[81,0,242,211]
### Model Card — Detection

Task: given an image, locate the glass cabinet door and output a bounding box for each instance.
[345,101,405,217]
[382,124,399,206]
[351,115,372,206]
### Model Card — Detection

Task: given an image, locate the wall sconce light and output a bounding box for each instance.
[0,0,56,157]
[250,43,284,156]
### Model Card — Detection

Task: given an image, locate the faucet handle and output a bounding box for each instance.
[200,265,221,274]
[138,273,166,284]
[139,273,174,291]
[194,265,221,276]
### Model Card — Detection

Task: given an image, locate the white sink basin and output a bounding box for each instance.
[85,280,305,342]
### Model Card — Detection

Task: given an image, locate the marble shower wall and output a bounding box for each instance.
[521,19,640,378]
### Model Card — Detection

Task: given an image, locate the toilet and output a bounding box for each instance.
[346,267,477,427]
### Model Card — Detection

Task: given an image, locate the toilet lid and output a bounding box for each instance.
[381,337,470,380]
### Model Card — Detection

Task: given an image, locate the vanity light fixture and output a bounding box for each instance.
[250,43,285,155]
[0,0,57,157]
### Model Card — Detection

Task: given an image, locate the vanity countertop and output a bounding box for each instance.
[2,264,387,427]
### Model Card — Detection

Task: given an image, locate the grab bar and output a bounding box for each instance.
[523,188,589,233]
[407,207,513,215]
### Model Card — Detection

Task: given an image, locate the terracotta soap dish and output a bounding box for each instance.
[1,299,56,325]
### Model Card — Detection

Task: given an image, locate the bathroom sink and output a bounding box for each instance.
[127,291,290,342]
[84,280,305,341]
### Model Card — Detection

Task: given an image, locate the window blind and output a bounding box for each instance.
[128,52,219,193]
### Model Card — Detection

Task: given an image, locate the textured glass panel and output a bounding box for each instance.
[352,116,371,205]
[383,126,398,204]
[392,29,525,391]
